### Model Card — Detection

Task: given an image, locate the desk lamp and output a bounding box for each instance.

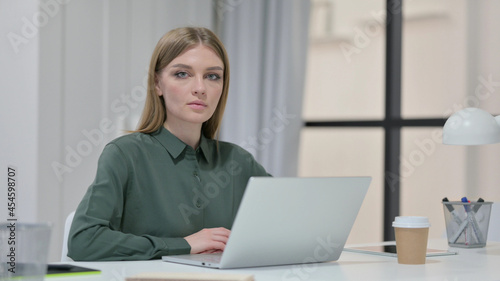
[443,107,500,145]
[441,107,498,247]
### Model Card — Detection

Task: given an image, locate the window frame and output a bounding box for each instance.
[303,0,447,241]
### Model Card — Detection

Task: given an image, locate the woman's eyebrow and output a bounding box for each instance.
[170,64,223,71]
[206,66,224,71]
[171,63,192,69]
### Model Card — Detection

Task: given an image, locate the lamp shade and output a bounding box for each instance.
[443,107,500,145]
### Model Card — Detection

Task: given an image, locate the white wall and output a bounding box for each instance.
[1,0,40,224]
[2,0,214,262]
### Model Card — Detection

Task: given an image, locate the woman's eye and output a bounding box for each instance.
[174,72,189,78]
[207,73,221,80]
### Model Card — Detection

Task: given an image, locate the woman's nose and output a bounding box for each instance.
[192,76,206,95]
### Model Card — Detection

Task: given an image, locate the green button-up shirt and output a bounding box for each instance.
[68,127,269,261]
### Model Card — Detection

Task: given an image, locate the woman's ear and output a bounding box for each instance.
[154,74,162,96]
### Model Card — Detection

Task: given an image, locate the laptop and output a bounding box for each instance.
[162,176,371,269]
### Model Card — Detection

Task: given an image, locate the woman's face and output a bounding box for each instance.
[156,44,224,129]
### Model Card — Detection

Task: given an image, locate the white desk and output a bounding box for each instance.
[50,240,500,281]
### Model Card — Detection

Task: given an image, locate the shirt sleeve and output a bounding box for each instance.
[67,143,191,261]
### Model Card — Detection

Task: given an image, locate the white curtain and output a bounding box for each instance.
[217,0,311,176]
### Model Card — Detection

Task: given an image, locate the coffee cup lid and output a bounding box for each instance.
[392,216,430,228]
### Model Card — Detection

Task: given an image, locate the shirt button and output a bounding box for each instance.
[193,171,201,182]
[195,199,203,208]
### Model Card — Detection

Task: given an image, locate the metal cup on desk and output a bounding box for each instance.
[442,197,493,248]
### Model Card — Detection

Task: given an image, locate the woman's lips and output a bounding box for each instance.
[188,101,207,110]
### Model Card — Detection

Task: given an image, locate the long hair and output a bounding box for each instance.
[135,27,230,139]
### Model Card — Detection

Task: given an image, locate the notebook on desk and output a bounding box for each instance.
[162,176,371,269]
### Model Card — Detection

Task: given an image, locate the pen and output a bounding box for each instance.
[462,197,473,245]
[450,197,484,244]
[473,198,485,213]
[469,198,485,244]
[442,197,463,225]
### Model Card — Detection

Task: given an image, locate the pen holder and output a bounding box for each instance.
[442,201,493,248]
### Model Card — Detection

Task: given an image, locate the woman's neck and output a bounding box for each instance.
[164,121,202,149]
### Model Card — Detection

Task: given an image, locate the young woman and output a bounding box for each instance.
[68,27,270,261]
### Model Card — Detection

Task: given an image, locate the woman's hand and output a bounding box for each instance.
[184,227,231,254]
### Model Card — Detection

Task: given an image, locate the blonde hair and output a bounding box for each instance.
[135,27,230,139]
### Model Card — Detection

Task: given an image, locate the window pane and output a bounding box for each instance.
[402,0,500,118]
[303,0,385,121]
[401,128,500,240]
[400,128,467,240]
[298,128,384,244]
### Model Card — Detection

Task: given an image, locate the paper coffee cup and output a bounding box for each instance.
[392,216,430,265]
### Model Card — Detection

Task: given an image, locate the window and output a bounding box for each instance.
[300,0,386,244]
[299,0,500,243]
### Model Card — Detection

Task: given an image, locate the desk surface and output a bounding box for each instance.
[50,240,500,281]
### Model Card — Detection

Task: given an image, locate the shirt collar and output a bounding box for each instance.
[198,133,211,163]
[151,126,211,163]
